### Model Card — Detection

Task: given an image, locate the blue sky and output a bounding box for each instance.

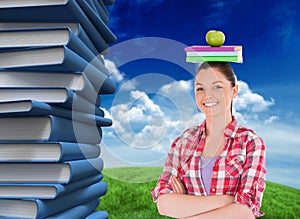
[99,0,300,188]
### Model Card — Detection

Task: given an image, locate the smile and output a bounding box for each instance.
[203,102,218,107]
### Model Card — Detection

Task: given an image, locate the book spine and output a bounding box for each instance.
[67,27,110,73]
[76,0,115,43]
[50,103,104,119]
[59,142,101,162]
[83,64,116,94]
[186,56,240,63]
[67,158,104,183]
[86,210,109,219]
[49,115,102,144]
[72,73,101,104]
[36,181,107,218]
[25,100,52,115]
[57,45,88,72]
[86,0,100,16]
[59,46,115,93]
[98,0,109,14]
[91,0,109,24]
[54,91,100,112]
[103,0,115,6]
[55,96,103,115]
[54,106,111,126]
[67,28,97,64]
[76,23,100,56]
[185,46,242,52]
[186,51,239,56]
[68,0,110,52]
[46,198,100,219]
[54,173,103,197]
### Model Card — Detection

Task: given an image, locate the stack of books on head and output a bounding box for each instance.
[0,0,116,218]
[184,45,243,63]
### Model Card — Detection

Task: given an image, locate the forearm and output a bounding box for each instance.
[183,203,254,219]
[156,193,234,218]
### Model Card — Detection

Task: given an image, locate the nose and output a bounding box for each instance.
[204,89,214,98]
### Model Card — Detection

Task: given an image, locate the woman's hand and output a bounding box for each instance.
[171,176,186,194]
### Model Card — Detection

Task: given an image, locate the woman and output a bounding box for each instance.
[151,62,266,219]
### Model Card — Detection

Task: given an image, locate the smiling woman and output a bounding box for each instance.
[151,62,266,219]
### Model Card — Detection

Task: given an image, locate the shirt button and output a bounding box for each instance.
[211,187,216,192]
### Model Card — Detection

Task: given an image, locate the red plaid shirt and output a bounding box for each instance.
[151,117,266,218]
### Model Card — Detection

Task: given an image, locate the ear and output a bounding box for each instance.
[232,84,238,98]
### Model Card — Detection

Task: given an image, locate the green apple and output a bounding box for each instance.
[205,30,225,47]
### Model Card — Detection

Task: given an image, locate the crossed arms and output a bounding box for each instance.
[156,176,254,219]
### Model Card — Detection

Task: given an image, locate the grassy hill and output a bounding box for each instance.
[97,167,300,219]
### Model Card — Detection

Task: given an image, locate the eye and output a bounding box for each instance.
[196,87,204,91]
[214,85,223,89]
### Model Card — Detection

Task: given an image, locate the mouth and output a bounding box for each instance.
[203,102,218,107]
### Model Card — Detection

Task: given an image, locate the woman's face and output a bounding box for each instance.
[194,67,238,118]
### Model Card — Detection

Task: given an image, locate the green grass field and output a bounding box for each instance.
[97,167,300,219]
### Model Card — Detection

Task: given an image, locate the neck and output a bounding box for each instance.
[205,113,232,137]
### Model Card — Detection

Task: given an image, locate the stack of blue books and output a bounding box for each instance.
[0,0,116,218]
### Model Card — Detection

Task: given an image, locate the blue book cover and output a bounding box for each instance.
[0,157,104,184]
[103,0,115,6]
[74,22,100,56]
[86,0,99,16]
[46,198,100,218]
[0,71,101,105]
[86,210,109,219]
[65,27,111,77]
[0,27,108,75]
[0,115,102,144]
[0,21,100,58]
[0,98,104,117]
[0,142,101,162]
[0,174,103,199]
[0,69,104,102]
[86,0,109,24]
[76,1,114,43]
[0,46,116,94]
[0,181,107,219]
[97,0,109,14]
[0,100,110,126]
[0,86,101,109]
[0,0,116,52]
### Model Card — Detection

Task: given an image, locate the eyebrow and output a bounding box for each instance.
[213,81,224,84]
[195,81,224,85]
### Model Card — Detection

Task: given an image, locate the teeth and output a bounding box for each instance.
[204,102,218,107]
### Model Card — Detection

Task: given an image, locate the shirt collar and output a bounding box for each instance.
[224,116,239,139]
[198,116,239,139]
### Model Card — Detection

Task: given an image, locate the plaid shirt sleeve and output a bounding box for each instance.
[233,133,266,218]
[151,136,182,202]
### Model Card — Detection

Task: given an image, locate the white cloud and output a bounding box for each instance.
[120,78,138,91]
[158,79,201,129]
[130,90,163,116]
[106,90,175,149]
[102,108,112,120]
[159,80,193,95]
[264,115,279,125]
[104,59,125,83]
[234,80,275,113]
